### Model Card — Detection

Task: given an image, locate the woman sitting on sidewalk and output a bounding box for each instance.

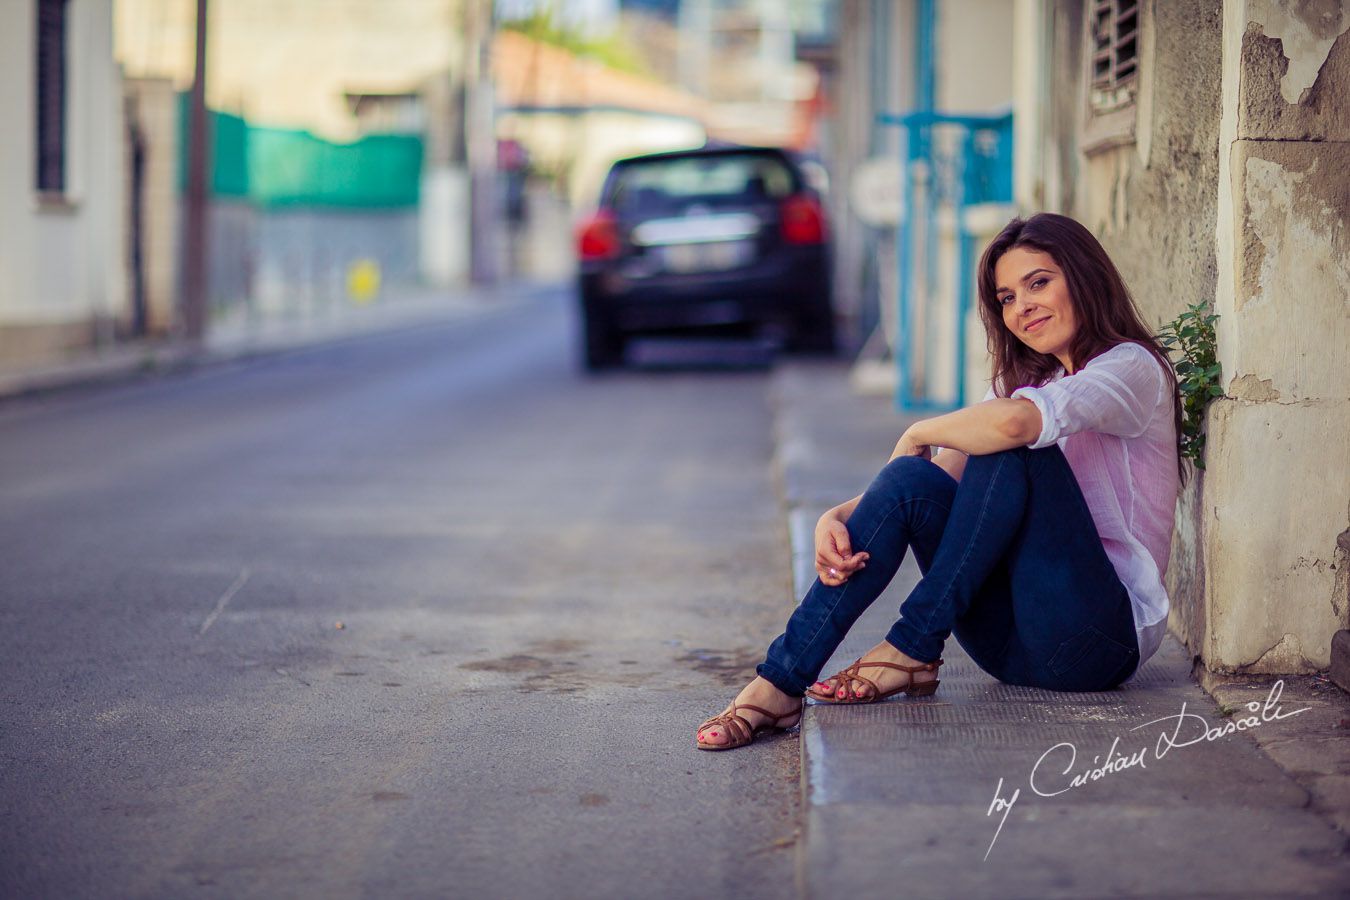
[696,212,1183,750]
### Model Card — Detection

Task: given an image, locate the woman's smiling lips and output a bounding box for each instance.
[1025,316,1052,333]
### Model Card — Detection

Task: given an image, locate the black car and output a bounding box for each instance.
[575,145,836,369]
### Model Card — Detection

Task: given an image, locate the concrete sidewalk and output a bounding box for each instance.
[0,281,558,402]
[768,360,1350,899]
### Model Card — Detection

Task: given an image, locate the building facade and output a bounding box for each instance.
[1,0,127,366]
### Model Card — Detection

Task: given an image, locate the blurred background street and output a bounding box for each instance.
[3,0,1349,896]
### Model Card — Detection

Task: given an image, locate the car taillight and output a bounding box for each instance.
[780,194,827,245]
[578,210,621,261]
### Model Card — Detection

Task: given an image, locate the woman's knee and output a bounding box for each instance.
[869,455,957,506]
[964,444,1066,478]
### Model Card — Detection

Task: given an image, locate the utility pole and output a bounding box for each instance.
[181,0,210,344]
[464,0,499,286]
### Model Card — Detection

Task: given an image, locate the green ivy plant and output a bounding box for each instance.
[1158,303,1222,468]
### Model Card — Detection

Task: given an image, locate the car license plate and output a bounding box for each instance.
[660,240,754,273]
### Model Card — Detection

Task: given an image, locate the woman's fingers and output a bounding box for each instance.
[816,550,868,572]
[815,525,864,567]
[816,548,847,569]
[815,540,849,569]
[815,518,869,585]
[816,554,868,585]
[828,522,854,558]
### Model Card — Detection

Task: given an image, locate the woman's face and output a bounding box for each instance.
[995,246,1079,373]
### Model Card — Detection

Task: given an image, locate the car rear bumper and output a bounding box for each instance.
[580,257,829,334]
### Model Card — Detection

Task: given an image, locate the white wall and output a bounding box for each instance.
[936,0,1016,114]
[0,0,126,361]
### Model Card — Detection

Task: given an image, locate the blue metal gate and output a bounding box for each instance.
[877,109,1013,412]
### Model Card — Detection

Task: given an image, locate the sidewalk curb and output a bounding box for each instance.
[1194,664,1350,835]
[0,344,196,403]
[0,281,559,404]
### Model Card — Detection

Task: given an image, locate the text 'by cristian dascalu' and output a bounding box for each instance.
[982,679,1310,860]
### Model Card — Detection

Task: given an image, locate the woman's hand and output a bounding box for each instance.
[815,508,868,586]
[888,426,933,463]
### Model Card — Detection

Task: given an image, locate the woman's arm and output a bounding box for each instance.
[832,402,1027,520]
[814,402,1025,584]
[888,399,1042,461]
[826,493,863,522]
[1009,343,1168,447]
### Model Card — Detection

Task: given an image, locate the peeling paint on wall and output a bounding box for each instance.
[1229,373,1282,400]
[1333,525,1350,621]
[1250,0,1350,105]
[1247,630,1313,672]
[1244,152,1350,306]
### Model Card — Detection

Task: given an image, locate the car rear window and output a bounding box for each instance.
[605,153,798,214]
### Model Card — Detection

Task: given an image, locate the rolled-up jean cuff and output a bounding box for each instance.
[884,624,942,665]
[755,662,806,698]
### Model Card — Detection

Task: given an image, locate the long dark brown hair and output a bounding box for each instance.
[976,213,1186,483]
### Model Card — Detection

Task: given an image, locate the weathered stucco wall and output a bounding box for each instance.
[1074,0,1224,340]
[1206,0,1350,672]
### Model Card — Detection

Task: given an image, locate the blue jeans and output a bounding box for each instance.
[757,446,1141,696]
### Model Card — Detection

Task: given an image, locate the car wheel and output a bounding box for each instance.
[788,308,837,355]
[582,311,624,371]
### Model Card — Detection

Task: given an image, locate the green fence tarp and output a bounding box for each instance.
[177,93,423,208]
[176,95,250,198]
[248,129,422,209]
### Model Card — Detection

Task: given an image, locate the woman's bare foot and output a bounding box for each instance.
[809,640,939,701]
[695,676,802,748]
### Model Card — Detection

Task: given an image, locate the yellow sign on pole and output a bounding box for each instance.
[346,259,381,305]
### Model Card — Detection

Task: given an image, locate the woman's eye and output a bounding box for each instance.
[1031,278,1047,289]
[999,294,1014,306]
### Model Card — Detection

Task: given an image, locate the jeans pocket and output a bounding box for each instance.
[1047,625,1139,691]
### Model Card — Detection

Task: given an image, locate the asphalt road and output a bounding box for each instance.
[0,290,802,899]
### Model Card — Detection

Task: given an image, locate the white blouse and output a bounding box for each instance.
[994,341,1180,670]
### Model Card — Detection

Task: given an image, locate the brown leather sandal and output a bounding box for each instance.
[805,657,943,704]
[695,703,803,751]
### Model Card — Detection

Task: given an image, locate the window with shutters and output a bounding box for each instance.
[1089,0,1139,111]
[35,0,70,195]
[1080,0,1142,154]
